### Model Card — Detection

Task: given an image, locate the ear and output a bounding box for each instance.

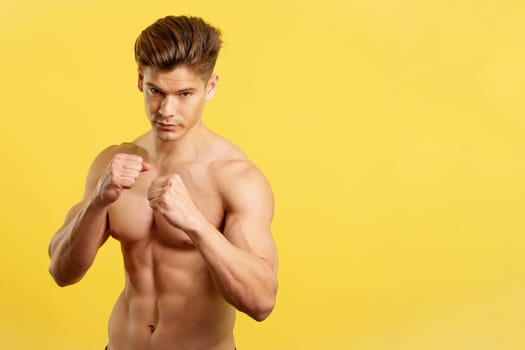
[205,74,219,101]
[137,66,144,92]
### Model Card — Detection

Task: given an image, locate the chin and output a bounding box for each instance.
[155,131,182,142]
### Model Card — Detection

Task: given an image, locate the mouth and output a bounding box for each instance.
[155,121,181,131]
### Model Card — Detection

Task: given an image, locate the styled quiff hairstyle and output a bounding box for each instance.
[134,16,222,80]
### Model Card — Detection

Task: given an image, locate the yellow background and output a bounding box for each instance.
[1,0,524,349]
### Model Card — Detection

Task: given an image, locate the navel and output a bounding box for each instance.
[148,323,156,333]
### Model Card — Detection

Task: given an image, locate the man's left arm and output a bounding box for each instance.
[147,162,278,321]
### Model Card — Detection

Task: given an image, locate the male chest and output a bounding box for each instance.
[107,165,225,246]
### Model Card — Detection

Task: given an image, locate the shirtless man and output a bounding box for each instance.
[48,16,278,350]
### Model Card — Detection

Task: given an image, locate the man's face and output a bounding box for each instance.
[138,65,218,142]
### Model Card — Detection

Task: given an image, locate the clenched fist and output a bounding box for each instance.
[96,153,150,206]
[147,174,203,233]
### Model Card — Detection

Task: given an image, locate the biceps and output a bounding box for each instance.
[224,214,278,270]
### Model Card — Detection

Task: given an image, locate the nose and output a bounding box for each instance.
[158,95,177,118]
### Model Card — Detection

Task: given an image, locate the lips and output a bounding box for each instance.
[157,122,178,127]
[155,121,181,131]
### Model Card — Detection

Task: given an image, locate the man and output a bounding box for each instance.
[48,16,278,350]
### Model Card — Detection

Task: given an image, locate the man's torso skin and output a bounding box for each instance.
[106,133,240,350]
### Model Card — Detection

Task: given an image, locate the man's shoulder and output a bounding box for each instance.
[208,144,272,210]
[87,142,148,176]
[207,136,260,185]
[93,142,149,163]
[210,157,257,178]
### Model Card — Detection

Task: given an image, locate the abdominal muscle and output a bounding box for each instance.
[107,240,236,350]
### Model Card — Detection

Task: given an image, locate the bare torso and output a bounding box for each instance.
[106,133,241,350]
[49,66,278,349]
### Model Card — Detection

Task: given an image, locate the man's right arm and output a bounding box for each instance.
[48,194,111,286]
[48,147,149,286]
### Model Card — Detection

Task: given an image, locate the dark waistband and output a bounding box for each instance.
[106,347,236,349]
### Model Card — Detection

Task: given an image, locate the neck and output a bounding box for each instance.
[151,121,209,165]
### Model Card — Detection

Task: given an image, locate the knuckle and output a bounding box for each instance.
[110,161,120,172]
[114,153,126,162]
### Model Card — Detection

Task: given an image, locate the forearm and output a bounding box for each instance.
[187,222,278,321]
[48,197,109,286]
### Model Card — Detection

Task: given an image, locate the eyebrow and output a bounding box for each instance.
[145,82,197,94]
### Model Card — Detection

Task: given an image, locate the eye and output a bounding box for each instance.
[149,87,161,95]
[180,91,193,97]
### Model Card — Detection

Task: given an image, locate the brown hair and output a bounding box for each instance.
[134,16,222,79]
